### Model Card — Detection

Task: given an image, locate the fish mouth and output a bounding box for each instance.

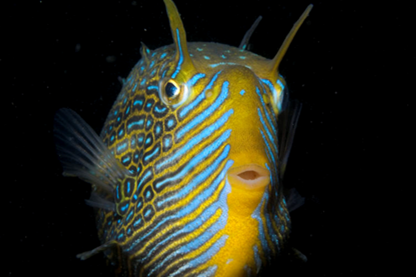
[227,164,270,190]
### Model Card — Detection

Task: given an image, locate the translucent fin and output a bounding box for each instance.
[286,188,305,212]
[53,108,130,197]
[290,247,307,262]
[76,241,117,260]
[118,76,126,85]
[278,101,302,178]
[85,193,116,212]
[239,16,262,50]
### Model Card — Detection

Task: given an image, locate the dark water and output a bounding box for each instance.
[6,0,413,276]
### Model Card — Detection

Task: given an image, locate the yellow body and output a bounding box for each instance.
[54,0,312,276]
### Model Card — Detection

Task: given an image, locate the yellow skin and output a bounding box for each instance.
[159,60,275,276]
[177,61,275,275]
[150,2,311,274]
[211,70,272,276]
[55,0,312,276]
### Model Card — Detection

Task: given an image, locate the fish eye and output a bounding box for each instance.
[159,78,189,107]
[164,80,180,99]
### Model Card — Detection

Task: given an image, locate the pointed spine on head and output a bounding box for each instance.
[140,42,151,66]
[163,0,196,83]
[266,5,312,115]
[269,5,313,74]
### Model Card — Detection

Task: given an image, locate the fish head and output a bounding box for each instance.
[154,55,282,276]
[118,0,311,274]
[53,0,311,275]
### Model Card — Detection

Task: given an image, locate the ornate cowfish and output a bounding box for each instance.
[53,0,312,276]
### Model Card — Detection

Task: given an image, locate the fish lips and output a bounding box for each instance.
[227,164,270,191]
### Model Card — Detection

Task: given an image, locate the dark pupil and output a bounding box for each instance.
[165,82,178,98]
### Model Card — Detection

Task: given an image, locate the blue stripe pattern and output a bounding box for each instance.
[156,143,231,207]
[171,29,184,79]
[176,80,229,140]
[155,109,233,173]
[145,163,232,264]
[154,130,231,190]
[255,87,277,137]
[104,60,251,275]
[178,71,222,119]
[96,29,291,273]
[148,174,232,275]
[251,193,270,260]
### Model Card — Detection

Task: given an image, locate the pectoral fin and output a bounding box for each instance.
[278,100,302,179]
[76,241,118,260]
[53,108,130,215]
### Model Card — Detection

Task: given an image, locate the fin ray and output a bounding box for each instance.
[85,193,116,212]
[53,108,130,197]
[239,16,262,50]
[76,241,117,260]
[278,101,302,178]
[286,188,305,212]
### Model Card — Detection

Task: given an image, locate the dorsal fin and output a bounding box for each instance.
[269,5,313,73]
[239,16,263,50]
[163,0,196,82]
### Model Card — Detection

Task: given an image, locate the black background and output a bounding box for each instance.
[6,0,413,276]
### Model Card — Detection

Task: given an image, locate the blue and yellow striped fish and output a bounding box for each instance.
[54,0,312,275]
